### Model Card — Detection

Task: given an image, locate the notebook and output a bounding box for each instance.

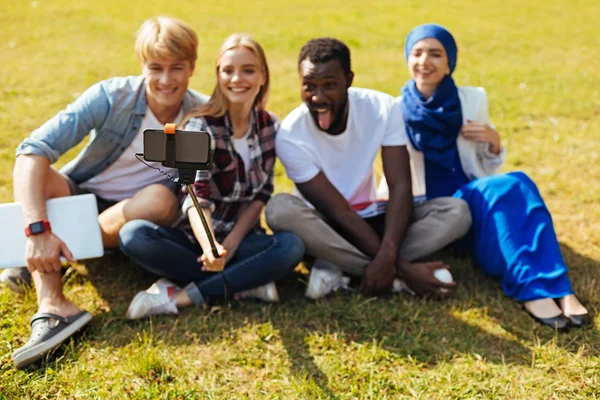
[0,194,104,268]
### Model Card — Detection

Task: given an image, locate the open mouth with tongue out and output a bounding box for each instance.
[312,105,333,131]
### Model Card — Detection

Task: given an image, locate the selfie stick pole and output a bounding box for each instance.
[163,123,220,260]
[185,184,220,259]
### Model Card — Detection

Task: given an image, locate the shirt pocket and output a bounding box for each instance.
[213,150,236,172]
[91,128,124,146]
[81,128,126,166]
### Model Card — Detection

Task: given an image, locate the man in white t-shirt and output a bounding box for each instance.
[5,16,209,369]
[265,38,471,298]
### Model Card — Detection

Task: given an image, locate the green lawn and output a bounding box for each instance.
[1,0,599,398]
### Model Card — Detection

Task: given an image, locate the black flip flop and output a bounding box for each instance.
[12,311,93,369]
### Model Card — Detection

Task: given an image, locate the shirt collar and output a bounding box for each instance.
[223,109,257,140]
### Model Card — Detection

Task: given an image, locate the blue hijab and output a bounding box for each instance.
[401,24,462,170]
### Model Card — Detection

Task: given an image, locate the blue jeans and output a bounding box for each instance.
[119,220,305,307]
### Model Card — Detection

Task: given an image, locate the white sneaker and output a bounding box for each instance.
[0,267,32,295]
[235,281,280,302]
[392,279,416,296]
[305,266,350,300]
[125,278,181,320]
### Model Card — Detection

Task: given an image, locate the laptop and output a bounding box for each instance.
[0,194,104,268]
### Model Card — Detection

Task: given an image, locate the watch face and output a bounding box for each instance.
[30,221,45,234]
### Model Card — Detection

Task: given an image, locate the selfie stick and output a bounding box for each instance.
[163,123,220,260]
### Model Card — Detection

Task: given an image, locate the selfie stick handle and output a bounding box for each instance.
[186,184,221,260]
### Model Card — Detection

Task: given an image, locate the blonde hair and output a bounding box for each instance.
[135,16,198,66]
[182,33,270,124]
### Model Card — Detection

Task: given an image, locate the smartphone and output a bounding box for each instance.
[143,129,211,164]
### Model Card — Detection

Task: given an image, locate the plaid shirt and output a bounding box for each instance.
[181,109,278,242]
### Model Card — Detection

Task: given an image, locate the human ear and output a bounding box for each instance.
[346,71,354,88]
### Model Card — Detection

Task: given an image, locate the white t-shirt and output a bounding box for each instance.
[80,107,183,201]
[232,120,253,173]
[276,87,407,215]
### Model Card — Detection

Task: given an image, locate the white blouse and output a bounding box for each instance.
[378,86,507,201]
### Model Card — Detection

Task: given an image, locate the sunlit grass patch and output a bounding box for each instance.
[1,0,599,398]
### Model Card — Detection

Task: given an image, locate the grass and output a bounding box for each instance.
[1,0,600,398]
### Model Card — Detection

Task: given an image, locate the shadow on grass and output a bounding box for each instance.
[15,242,596,393]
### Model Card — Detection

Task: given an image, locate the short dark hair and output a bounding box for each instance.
[298,38,352,75]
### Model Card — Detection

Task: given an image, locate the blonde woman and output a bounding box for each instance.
[120,34,304,318]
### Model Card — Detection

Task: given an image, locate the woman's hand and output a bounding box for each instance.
[460,120,501,154]
[198,244,228,272]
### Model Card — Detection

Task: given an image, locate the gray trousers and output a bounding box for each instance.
[265,193,472,277]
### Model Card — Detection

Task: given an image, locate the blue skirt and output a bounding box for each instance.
[454,171,573,301]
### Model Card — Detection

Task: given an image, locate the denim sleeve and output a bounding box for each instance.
[15,81,111,164]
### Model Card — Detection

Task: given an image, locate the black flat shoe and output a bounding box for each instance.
[522,306,570,332]
[552,298,592,328]
[564,313,593,328]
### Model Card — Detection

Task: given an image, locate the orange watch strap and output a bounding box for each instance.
[24,220,52,237]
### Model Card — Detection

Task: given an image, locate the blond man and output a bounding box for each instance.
[6,16,208,369]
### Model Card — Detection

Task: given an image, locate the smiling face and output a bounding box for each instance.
[142,58,194,111]
[299,58,353,134]
[407,38,450,95]
[217,46,265,108]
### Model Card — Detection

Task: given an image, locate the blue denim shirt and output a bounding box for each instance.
[16,75,209,184]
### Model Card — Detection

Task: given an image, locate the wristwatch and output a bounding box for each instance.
[25,220,52,237]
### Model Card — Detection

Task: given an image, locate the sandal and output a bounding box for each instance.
[12,311,92,369]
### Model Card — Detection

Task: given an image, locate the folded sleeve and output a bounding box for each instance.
[474,88,506,175]
[16,81,111,163]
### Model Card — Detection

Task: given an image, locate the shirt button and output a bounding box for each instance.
[452,168,456,172]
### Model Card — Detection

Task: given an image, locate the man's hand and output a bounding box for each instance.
[397,261,456,298]
[221,236,241,264]
[198,244,228,272]
[460,120,501,154]
[26,232,75,274]
[360,254,396,297]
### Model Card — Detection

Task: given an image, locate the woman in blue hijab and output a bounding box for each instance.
[395,23,590,330]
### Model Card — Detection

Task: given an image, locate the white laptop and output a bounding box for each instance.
[0,194,104,268]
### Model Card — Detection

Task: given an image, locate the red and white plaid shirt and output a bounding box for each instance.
[181,109,278,241]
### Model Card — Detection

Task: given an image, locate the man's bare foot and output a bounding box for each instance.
[557,294,588,316]
[38,297,81,318]
[524,298,563,318]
